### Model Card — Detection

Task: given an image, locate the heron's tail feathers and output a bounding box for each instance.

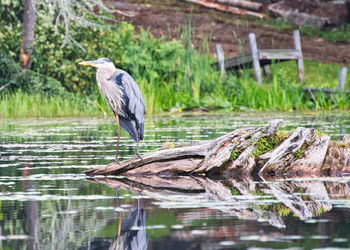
[119,116,144,142]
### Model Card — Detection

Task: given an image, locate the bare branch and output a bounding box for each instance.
[35,0,126,50]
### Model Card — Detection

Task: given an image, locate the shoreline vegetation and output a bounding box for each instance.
[1,5,349,118]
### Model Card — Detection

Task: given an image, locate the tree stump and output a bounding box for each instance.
[83,119,350,177]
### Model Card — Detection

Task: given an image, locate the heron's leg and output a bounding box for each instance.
[117,212,122,239]
[115,114,121,162]
[135,129,144,162]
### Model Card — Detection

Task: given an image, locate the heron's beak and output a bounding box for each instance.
[79,60,98,66]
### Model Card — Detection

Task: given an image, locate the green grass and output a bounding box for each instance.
[267,59,342,88]
[1,20,349,118]
[1,57,349,118]
[0,90,112,118]
[261,17,350,44]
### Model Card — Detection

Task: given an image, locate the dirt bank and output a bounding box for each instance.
[110,0,350,65]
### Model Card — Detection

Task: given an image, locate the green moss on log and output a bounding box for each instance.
[253,130,289,158]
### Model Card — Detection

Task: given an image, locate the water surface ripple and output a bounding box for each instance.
[1,112,350,249]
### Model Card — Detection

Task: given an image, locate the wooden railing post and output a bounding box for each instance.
[293,30,304,83]
[338,66,347,93]
[249,33,262,83]
[216,44,225,78]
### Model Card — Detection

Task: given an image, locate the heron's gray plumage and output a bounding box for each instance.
[96,68,145,142]
[79,57,145,160]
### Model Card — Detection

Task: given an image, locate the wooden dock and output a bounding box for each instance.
[216,30,304,83]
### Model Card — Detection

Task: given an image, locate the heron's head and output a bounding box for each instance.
[79,58,115,69]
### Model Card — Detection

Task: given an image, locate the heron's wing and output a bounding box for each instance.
[115,70,145,140]
[119,116,137,142]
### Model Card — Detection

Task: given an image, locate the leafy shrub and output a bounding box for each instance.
[0,53,67,96]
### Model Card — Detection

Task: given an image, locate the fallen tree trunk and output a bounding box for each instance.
[212,0,263,12]
[180,0,267,19]
[268,2,328,30]
[83,119,350,177]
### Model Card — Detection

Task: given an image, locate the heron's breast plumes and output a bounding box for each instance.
[96,70,125,115]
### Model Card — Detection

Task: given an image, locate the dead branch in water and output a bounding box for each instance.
[83,119,350,177]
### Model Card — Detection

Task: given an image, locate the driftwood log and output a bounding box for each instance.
[84,119,350,177]
[212,0,263,11]
[181,0,267,19]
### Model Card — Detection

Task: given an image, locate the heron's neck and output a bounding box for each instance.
[97,66,117,80]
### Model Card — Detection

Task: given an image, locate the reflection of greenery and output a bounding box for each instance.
[146,210,181,240]
[253,202,291,217]
[96,220,119,238]
[230,186,240,195]
[316,207,328,217]
[272,203,291,217]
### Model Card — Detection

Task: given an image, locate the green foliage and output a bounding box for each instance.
[295,147,305,159]
[0,90,104,118]
[253,131,288,157]
[263,17,350,43]
[1,2,350,117]
[295,143,308,159]
[300,24,350,44]
[229,147,241,161]
[0,53,67,96]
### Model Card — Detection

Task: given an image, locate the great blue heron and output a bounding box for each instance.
[79,58,145,162]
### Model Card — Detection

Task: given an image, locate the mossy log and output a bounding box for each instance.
[83,119,350,177]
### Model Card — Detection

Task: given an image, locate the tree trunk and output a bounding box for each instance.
[83,119,350,177]
[20,0,36,70]
[212,0,263,12]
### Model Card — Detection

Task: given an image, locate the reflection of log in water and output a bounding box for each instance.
[84,119,350,177]
[109,201,148,250]
[87,174,344,229]
[22,165,42,250]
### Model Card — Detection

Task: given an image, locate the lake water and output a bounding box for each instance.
[1,112,350,249]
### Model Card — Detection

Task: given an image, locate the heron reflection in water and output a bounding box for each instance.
[79,58,145,162]
[109,199,148,250]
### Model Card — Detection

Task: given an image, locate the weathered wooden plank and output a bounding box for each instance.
[249,33,262,83]
[216,44,225,78]
[338,66,347,93]
[258,49,300,60]
[224,53,253,69]
[293,30,305,82]
[263,65,270,75]
[304,87,350,100]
